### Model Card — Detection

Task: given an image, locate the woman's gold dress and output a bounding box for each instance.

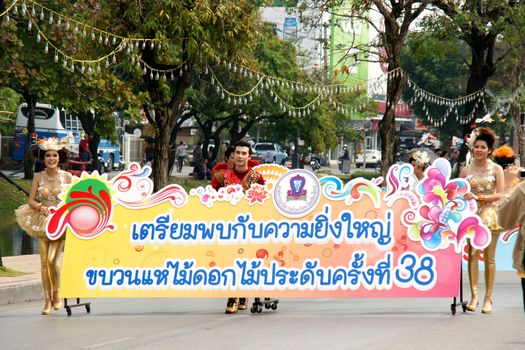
[15,170,67,240]
[466,160,501,231]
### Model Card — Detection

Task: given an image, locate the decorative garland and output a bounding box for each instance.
[1,0,521,121]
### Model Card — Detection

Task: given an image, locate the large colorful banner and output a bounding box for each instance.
[47,159,492,298]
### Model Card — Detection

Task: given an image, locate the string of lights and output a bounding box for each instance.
[1,0,521,122]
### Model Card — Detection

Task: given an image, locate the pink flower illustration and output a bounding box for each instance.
[246,184,268,205]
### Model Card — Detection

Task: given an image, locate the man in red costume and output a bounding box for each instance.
[211,139,265,191]
[210,139,265,313]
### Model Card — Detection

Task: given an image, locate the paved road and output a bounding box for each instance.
[1,272,523,350]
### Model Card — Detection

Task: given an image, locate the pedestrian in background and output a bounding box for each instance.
[79,132,91,162]
[15,137,73,315]
[175,141,187,172]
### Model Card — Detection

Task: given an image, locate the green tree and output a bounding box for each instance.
[314,0,432,176]
[0,11,62,179]
[100,1,261,190]
[401,33,470,146]
[430,0,525,170]
[0,87,21,136]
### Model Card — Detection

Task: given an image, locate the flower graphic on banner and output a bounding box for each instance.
[190,184,245,207]
[402,158,491,253]
[47,172,115,240]
[245,184,268,205]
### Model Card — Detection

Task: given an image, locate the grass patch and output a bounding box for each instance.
[0,266,31,278]
[0,177,31,215]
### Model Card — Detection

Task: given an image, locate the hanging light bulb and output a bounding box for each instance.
[57,16,61,27]
[155,72,160,80]
[5,14,9,23]
[28,21,32,31]
[88,65,93,75]
[36,32,41,42]
[143,67,147,75]
[170,72,174,80]
[91,30,96,40]
[221,92,225,99]
[44,42,48,54]
[106,58,110,67]
[13,4,18,15]
[63,58,67,68]
[98,34,103,43]
[149,72,154,80]
[179,69,182,76]
[82,27,87,37]
[81,64,85,73]
[150,42,155,49]
[66,20,70,30]
[142,41,146,49]
[204,65,208,75]
[112,55,116,64]
[49,14,53,24]
[40,9,44,20]
[112,37,116,45]
[21,2,27,15]
[97,64,101,73]
[104,35,109,45]
[74,24,78,32]
[70,62,75,72]
[31,5,35,16]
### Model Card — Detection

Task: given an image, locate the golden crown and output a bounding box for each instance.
[36,136,70,151]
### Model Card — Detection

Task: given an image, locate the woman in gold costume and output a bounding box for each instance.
[460,128,504,314]
[15,138,72,315]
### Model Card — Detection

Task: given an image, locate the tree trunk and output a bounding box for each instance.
[152,107,172,190]
[380,71,404,177]
[453,38,496,176]
[23,95,36,180]
[89,135,101,172]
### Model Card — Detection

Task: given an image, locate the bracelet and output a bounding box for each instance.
[477,194,486,205]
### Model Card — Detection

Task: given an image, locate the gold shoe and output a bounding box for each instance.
[52,292,62,310]
[481,299,492,314]
[53,300,62,310]
[466,295,479,312]
[238,298,248,311]
[225,298,239,314]
[42,303,52,315]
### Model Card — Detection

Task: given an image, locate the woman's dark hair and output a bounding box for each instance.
[474,127,497,150]
[224,145,235,159]
[31,145,70,164]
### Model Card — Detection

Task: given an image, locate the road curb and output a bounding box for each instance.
[0,280,43,306]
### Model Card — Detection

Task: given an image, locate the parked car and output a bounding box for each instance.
[355,149,381,168]
[253,142,288,164]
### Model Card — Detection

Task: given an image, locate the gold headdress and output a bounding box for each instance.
[36,136,70,151]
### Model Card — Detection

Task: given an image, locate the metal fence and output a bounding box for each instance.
[0,135,14,160]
